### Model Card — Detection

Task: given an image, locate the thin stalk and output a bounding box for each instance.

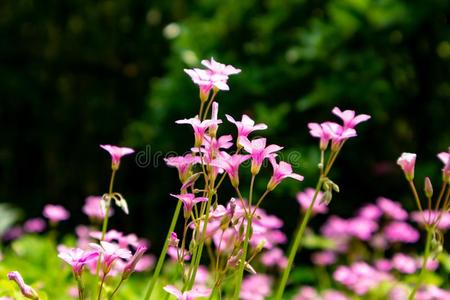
[409,228,432,300]
[232,174,255,299]
[274,178,323,300]
[108,279,124,300]
[75,275,85,300]
[408,180,423,211]
[201,91,217,121]
[97,274,107,300]
[143,199,183,300]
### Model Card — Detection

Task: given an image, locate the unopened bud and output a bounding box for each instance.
[424,177,433,198]
[8,271,39,300]
[320,190,333,205]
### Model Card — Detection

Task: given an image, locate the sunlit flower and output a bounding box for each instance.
[226,114,267,146]
[176,116,217,147]
[240,137,283,175]
[165,154,200,183]
[122,244,147,279]
[163,284,211,300]
[58,247,99,277]
[211,152,250,187]
[267,157,304,191]
[201,57,241,76]
[332,107,371,129]
[397,152,416,181]
[170,193,208,218]
[100,144,134,170]
[43,204,70,223]
[89,241,132,274]
[184,68,228,100]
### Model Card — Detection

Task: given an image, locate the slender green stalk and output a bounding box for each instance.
[75,275,85,300]
[409,228,432,300]
[274,179,323,300]
[97,274,107,300]
[232,174,255,299]
[108,279,124,300]
[143,199,183,300]
[408,180,423,212]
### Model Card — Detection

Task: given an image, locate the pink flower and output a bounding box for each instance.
[293,286,319,300]
[347,217,378,241]
[297,188,328,214]
[170,193,208,218]
[323,290,349,300]
[374,259,392,272]
[201,57,241,76]
[267,157,304,191]
[43,204,70,223]
[82,196,113,221]
[240,274,272,300]
[122,244,147,279]
[411,210,450,230]
[165,154,200,182]
[209,102,220,136]
[134,254,155,272]
[376,197,408,220]
[58,247,99,277]
[240,137,283,175]
[7,271,39,299]
[23,218,46,233]
[100,144,134,170]
[261,248,288,269]
[392,253,417,274]
[311,251,336,266]
[184,68,229,99]
[163,285,211,300]
[357,204,382,220]
[322,122,357,149]
[397,152,416,181]
[211,152,250,187]
[176,116,217,147]
[308,122,334,150]
[384,221,419,243]
[226,114,267,146]
[89,241,132,274]
[438,149,450,182]
[332,107,371,129]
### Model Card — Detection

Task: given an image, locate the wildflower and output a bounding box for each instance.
[311,251,336,266]
[176,116,217,147]
[122,244,148,280]
[168,232,180,247]
[297,188,328,214]
[43,204,70,223]
[357,204,382,220]
[293,286,319,300]
[240,274,273,300]
[201,57,241,77]
[384,221,420,243]
[100,144,134,170]
[437,148,450,182]
[392,253,417,274]
[89,241,132,274]
[240,137,283,175]
[376,197,408,221]
[347,217,378,241]
[165,154,200,183]
[322,122,357,150]
[261,248,288,269]
[308,122,334,150]
[397,152,416,181]
[82,196,113,222]
[211,152,250,187]
[332,107,371,129]
[23,218,46,233]
[184,68,228,101]
[163,285,211,300]
[134,255,155,272]
[58,247,99,277]
[226,114,267,146]
[7,271,39,299]
[170,193,208,218]
[267,157,304,191]
[209,102,220,136]
[411,210,450,230]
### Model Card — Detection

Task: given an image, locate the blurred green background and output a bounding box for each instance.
[1,0,449,249]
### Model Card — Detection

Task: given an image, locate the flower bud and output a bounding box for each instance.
[424,177,433,198]
[8,271,39,300]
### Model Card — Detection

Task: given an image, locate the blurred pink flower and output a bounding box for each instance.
[100,144,134,169]
[58,247,99,277]
[201,57,241,76]
[89,241,132,274]
[226,114,267,146]
[163,285,211,300]
[293,286,319,300]
[376,197,408,220]
[122,244,147,279]
[134,254,155,272]
[416,285,450,300]
[261,248,288,269]
[240,137,283,175]
[397,152,416,181]
[357,204,382,220]
[23,218,46,233]
[323,290,349,300]
[411,210,450,230]
[267,157,304,191]
[297,188,327,214]
[384,221,419,243]
[7,271,39,299]
[374,259,392,272]
[82,196,113,221]
[240,274,272,300]
[311,251,336,266]
[43,204,70,223]
[392,253,417,274]
[331,107,371,129]
[347,217,378,241]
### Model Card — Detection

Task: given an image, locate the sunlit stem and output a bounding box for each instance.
[75,275,85,300]
[408,227,432,300]
[108,278,124,300]
[202,91,217,121]
[97,273,107,300]
[143,199,183,300]
[408,180,424,212]
[232,174,255,299]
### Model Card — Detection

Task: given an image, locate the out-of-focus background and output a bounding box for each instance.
[1,0,449,249]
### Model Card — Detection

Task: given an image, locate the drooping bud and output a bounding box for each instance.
[122,245,147,280]
[8,271,39,300]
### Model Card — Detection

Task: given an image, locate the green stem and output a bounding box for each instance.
[408,180,423,212]
[75,275,85,300]
[409,228,432,300]
[108,279,124,300]
[143,199,183,300]
[274,178,323,300]
[97,274,106,300]
[232,175,255,299]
